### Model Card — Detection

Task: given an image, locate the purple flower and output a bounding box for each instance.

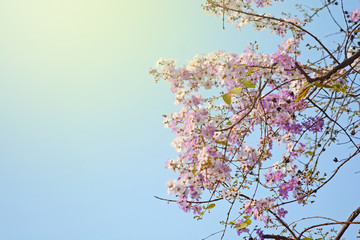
[256,229,264,240]
[201,123,216,140]
[303,116,324,133]
[274,170,284,182]
[192,205,202,214]
[236,227,249,236]
[279,183,290,199]
[277,208,288,218]
[264,169,275,186]
[262,215,273,226]
[288,177,299,190]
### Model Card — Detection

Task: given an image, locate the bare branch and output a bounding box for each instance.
[312,50,360,83]
[206,0,340,64]
[334,206,360,240]
[263,235,293,240]
[297,221,360,239]
[269,209,298,239]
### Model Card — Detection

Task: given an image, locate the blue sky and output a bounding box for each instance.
[0,0,359,239]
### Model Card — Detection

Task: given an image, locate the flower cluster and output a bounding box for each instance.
[244,198,275,223]
[152,0,360,238]
[151,36,327,233]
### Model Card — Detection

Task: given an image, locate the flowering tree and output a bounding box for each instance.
[150,1,360,239]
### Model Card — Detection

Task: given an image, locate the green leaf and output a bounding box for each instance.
[244,219,252,225]
[215,140,228,146]
[222,93,231,105]
[236,222,248,230]
[295,83,312,103]
[331,83,349,93]
[246,69,255,76]
[226,121,232,125]
[301,238,312,240]
[305,151,314,156]
[234,64,246,69]
[229,87,242,94]
[206,203,216,209]
[313,81,332,88]
[242,80,256,88]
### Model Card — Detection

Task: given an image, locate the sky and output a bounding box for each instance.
[0,0,358,240]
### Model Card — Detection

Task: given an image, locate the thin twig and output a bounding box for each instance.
[297,221,360,239]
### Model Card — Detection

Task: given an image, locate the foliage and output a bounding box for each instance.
[151,0,360,239]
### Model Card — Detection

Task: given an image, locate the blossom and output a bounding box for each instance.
[288,177,299,190]
[274,170,285,182]
[279,183,291,199]
[277,208,288,218]
[350,9,360,22]
[264,169,275,186]
[303,116,324,133]
[151,2,341,236]
[256,229,264,240]
[201,123,216,140]
[152,44,324,234]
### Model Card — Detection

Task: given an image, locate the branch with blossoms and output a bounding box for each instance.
[152,0,360,239]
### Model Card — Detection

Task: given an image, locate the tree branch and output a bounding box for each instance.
[295,50,360,83]
[297,221,360,239]
[263,234,293,240]
[312,50,360,83]
[154,195,223,204]
[334,206,360,240]
[268,209,298,239]
[206,0,340,64]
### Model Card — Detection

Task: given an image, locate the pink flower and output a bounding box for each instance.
[201,123,216,140]
[288,177,299,190]
[274,170,285,182]
[264,169,275,186]
[350,9,360,22]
